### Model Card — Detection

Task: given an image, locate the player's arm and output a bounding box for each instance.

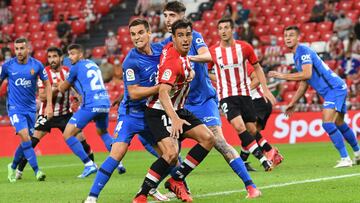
[58,80,72,93]
[43,80,54,118]
[128,85,159,100]
[268,64,312,81]
[253,63,276,104]
[188,48,212,63]
[158,83,190,139]
[249,71,260,90]
[285,81,308,116]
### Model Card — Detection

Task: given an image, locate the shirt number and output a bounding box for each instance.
[10,114,19,125]
[87,69,105,91]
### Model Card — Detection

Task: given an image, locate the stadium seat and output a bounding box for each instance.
[297,13,311,24]
[69,2,82,12]
[271,25,285,36]
[305,32,320,42]
[254,16,267,25]
[257,0,271,8]
[355,1,360,10]
[300,23,316,33]
[347,10,359,23]
[30,31,45,41]
[321,31,333,41]
[198,2,212,13]
[310,41,326,53]
[283,81,297,91]
[188,12,202,22]
[325,60,337,70]
[34,50,47,64]
[71,19,87,35]
[43,21,58,31]
[15,32,30,39]
[46,38,62,47]
[266,16,281,27]
[117,26,129,36]
[25,0,37,6]
[338,1,353,11]
[213,1,227,18]
[1,24,15,35]
[92,46,106,59]
[15,23,29,34]
[277,35,284,46]
[11,0,24,7]
[122,45,133,56]
[45,31,58,40]
[32,40,46,51]
[11,5,26,15]
[28,13,40,23]
[263,6,276,17]
[273,0,287,7]
[118,35,131,46]
[254,25,269,37]
[53,2,68,13]
[26,4,40,13]
[202,10,216,22]
[277,5,292,16]
[29,22,42,33]
[259,35,271,45]
[316,22,333,32]
[192,20,205,32]
[283,91,296,102]
[281,15,296,27]
[293,4,307,16]
[303,0,316,9]
[94,0,111,15]
[288,0,302,6]
[52,0,64,3]
[14,14,27,24]
[243,0,256,9]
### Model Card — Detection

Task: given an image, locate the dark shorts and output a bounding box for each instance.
[253,97,272,130]
[220,96,256,123]
[35,114,73,133]
[145,107,203,143]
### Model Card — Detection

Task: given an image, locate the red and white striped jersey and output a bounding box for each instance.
[246,62,263,100]
[147,43,192,111]
[38,66,71,116]
[209,40,258,100]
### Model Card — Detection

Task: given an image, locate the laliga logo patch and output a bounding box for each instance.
[162,69,172,81]
[196,38,204,44]
[126,69,135,81]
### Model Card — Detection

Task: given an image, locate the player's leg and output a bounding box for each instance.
[75,132,95,161]
[139,135,159,157]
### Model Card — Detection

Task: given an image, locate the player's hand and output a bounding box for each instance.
[263,89,276,105]
[285,103,296,117]
[268,71,282,79]
[186,69,195,83]
[45,105,53,119]
[112,98,121,107]
[170,117,191,139]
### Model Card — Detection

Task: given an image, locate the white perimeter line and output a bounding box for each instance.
[150,173,360,202]
[0,163,82,173]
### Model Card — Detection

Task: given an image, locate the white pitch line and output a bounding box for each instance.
[150,173,360,202]
[0,163,82,173]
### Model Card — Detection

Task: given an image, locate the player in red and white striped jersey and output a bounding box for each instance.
[134,20,214,203]
[15,47,94,179]
[191,17,276,171]
[247,62,284,168]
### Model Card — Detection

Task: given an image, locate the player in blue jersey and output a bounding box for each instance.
[269,25,360,168]
[158,1,261,199]
[58,44,115,178]
[85,19,170,203]
[0,38,52,182]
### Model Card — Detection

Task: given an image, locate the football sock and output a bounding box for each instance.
[337,123,360,152]
[139,136,159,157]
[81,140,94,161]
[229,157,255,188]
[323,123,348,158]
[11,146,24,170]
[240,149,250,162]
[137,157,170,196]
[89,156,119,198]
[100,133,113,152]
[66,136,91,164]
[255,132,272,152]
[21,141,39,174]
[240,131,267,163]
[18,137,40,171]
[172,144,210,181]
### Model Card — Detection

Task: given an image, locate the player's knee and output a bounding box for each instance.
[246,125,257,136]
[200,130,215,149]
[232,122,246,134]
[162,151,178,165]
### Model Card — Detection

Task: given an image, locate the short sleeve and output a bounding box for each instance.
[158,57,179,86]
[242,42,258,65]
[66,64,77,84]
[297,46,313,65]
[38,63,48,81]
[123,59,140,86]
[0,63,8,81]
[37,78,45,88]
[246,61,255,77]
[192,31,207,51]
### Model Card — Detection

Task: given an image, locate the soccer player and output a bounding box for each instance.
[84,19,169,203]
[160,1,261,198]
[191,17,276,171]
[1,38,52,182]
[15,47,95,179]
[269,25,360,168]
[133,19,215,203]
[58,44,114,178]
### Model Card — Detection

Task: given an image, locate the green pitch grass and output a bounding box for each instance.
[1,142,360,203]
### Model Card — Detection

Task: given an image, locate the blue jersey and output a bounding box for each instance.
[294,44,346,97]
[66,59,110,108]
[161,30,216,105]
[119,43,163,118]
[0,57,48,112]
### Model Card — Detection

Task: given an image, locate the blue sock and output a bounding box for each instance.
[66,136,91,164]
[323,122,348,158]
[100,133,113,152]
[11,146,24,169]
[89,156,119,198]
[21,141,39,174]
[229,157,255,188]
[337,123,360,152]
[139,136,159,157]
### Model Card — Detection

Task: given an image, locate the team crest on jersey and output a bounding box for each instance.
[126,69,135,81]
[30,68,35,75]
[162,69,172,81]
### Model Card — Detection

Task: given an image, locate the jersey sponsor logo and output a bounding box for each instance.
[161,69,172,81]
[126,69,135,81]
[195,38,204,44]
[301,54,311,62]
[15,78,32,87]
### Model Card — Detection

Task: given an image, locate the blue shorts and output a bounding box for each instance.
[68,107,109,130]
[185,98,221,126]
[323,88,347,114]
[8,111,36,136]
[113,114,155,146]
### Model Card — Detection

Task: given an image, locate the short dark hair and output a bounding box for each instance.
[285,25,300,34]
[164,1,186,13]
[47,46,63,56]
[129,18,150,32]
[14,37,28,44]
[67,44,84,53]
[217,17,234,29]
[171,19,192,34]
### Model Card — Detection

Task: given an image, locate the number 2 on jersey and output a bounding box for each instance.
[87,69,105,90]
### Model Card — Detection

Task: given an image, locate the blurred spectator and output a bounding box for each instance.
[99,58,114,83]
[309,0,325,23]
[0,31,11,44]
[267,76,283,101]
[3,49,12,62]
[84,48,93,59]
[343,32,360,60]
[234,2,249,26]
[252,38,263,62]
[333,11,353,40]
[56,14,73,48]
[112,57,123,83]
[237,22,254,43]
[308,94,322,112]
[297,96,308,112]
[83,0,98,29]
[325,34,344,60]
[105,30,120,55]
[324,0,338,22]
[0,1,11,26]
[135,0,150,17]
[355,17,360,40]
[262,36,282,71]
[39,0,53,23]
